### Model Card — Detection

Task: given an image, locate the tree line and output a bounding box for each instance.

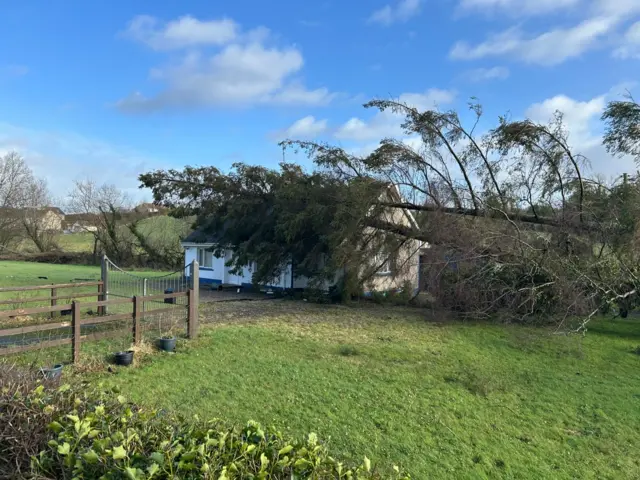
[0,154,189,269]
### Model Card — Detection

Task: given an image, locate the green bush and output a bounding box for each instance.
[9,381,410,479]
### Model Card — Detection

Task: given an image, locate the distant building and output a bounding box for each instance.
[63,213,99,233]
[135,203,167,215]
[36,207,65,231]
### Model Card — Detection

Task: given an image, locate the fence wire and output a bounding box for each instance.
[105,256,190,308]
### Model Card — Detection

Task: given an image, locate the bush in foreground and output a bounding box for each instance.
[1,371,410,479]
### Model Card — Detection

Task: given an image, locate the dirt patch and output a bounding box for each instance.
[199,299,448,326]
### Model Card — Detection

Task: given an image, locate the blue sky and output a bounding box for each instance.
[1,0,639,200]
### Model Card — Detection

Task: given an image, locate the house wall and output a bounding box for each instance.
[183,245,291,289]
[362,192,423,294]
[40,211,63,231]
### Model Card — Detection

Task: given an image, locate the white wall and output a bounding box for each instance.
[183,245,292,288]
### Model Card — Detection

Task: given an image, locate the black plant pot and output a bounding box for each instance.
[114,350,134,366]
[158,336,176,352]
[41,363,63,380]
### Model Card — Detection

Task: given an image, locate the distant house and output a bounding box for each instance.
[35,207,65,231]
[135,203,167,216]
[13,206,66,232]
[63,213,99,233]
[181,185,427,293]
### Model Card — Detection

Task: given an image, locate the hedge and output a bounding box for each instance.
[1,369,410,479]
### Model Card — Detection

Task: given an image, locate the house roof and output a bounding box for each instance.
[42,206,65,216]
[182,227,221,245]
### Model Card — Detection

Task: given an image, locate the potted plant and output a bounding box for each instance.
[40,363,63,380]
[157,327,177,352]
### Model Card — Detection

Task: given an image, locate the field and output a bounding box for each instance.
[87,302,640,479]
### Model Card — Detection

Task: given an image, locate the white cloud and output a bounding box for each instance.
[368,0,422,26]
[613,21,640,59]
[524,88,637,176]
[465,66,510,82]
[335,89,455,141]
[0,123,160,200]
[118,15,334,112]
[450,16,617,65]
[398,89,457,111]
[123,15,239,50]
[280,116,328,139]
[594,0,640,17]
[526,94,606,148]
[458,0,580,16]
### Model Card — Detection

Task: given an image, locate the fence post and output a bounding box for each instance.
[50,287,57,319]
[72,301,81,363]
[190,259,199,308]
[133,295,141,345]
[142,278,148,314]
[101,254,109,315]
[97,283,104,316]
[187,289,199,339]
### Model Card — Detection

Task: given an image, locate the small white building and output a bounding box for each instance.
[181,231,294,289]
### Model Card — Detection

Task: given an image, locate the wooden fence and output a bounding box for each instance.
[0,281,106,316]
[0,286,198,362]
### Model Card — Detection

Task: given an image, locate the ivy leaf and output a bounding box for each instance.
[57,442,71,456]
[117,395,126,404]
[125,466,141,480]
[149,452,164,464]
[112,445,127,460]
[147,463,160,478]
[260,453,269,470]
[48,421,63,433]
[82,449,100,464]
[278,445,294,456]
[364,456,371,472]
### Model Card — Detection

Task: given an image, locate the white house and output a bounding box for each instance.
[181,230,294,289]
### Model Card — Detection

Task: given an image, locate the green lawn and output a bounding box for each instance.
[91,303,640,479]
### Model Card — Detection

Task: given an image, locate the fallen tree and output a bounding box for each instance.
[141,95,640,329]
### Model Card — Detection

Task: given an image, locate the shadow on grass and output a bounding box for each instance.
[587,318,640,341]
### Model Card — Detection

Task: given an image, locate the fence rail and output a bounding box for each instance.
[0,289,198,362]
[0,280,106,317]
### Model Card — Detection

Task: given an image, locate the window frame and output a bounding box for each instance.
[197,247,213,268]
[373,252,392,276]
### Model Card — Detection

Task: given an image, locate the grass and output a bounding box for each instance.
[85,303,640,479]
[56,233,94,252]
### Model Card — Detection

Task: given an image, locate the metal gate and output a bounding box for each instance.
[101,255,198,311]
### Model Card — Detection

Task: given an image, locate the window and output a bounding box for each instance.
[197,248,213,268]
[374,252,392,275]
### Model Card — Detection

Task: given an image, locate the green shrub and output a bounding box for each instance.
[10,382,410,479]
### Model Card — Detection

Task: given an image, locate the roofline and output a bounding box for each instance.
[181,242,217,248]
